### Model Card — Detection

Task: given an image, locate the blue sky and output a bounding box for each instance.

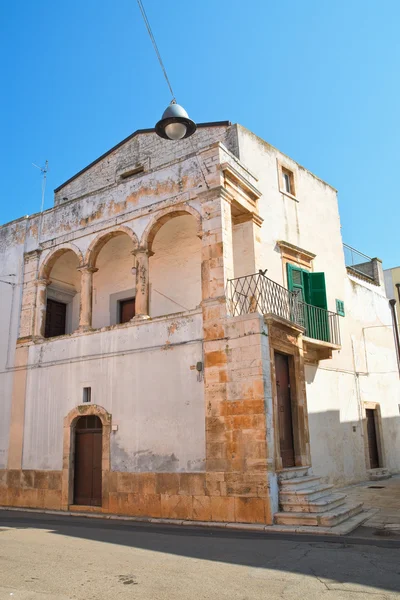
[1,0,399,266]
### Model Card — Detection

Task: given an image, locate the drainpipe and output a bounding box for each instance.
[389,299,400,377]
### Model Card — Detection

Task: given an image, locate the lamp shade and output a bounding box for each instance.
[155,102,197,140]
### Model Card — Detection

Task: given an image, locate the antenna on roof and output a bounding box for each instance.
[32,160,49,213]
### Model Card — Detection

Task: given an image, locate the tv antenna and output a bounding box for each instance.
[32,160,49,213]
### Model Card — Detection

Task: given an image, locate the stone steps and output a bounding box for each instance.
[368,468,391,481]
[280,483,334,503]
[275,468,364,531]
[274,502,363,527]
[278,467,310,480]
[280,492,347,514]
[279,475,323,491]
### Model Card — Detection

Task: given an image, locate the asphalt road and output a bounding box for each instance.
[0,510,399,600]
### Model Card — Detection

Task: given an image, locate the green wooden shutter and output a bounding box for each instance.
[307,272,328,309]
[287,263,308,329]
[308,272,329,341]
[287,264,305,301]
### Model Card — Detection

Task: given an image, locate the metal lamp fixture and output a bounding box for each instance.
[155,101,197,140]
[137,1,197,141]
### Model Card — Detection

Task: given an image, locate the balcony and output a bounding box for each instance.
[227,272,341,357]
[343,243,382,286]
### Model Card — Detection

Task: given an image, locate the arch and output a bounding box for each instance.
[38,243,84,280]
[140,204,202,254]
[84,225,139,268]
[61,404,111,510]
[63,403,112,430]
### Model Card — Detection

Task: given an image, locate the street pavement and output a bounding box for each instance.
[0,510,399,600]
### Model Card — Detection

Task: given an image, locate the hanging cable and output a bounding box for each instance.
[136,0,176,101]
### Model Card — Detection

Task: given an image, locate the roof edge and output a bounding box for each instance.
[54,121,231,193]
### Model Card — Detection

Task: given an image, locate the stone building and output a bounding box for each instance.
[0,121,399,529]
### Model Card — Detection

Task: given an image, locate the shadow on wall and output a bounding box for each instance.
[307,411,400,486]
[1,510,399,595]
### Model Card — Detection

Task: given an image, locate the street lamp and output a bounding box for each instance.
[136,1,197,141]
[155,101,197,140]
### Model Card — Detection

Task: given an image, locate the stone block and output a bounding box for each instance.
[34,471,49,490]
[44,489,62,510]
[219,399,265,416]
[192,496,211,521]
[127,494,162,518]
[108,492,119,514]
[179,473,206,496]
[205,472,224,496]
[0,486,8,505]
[6,470,21,488]
[21,470,34,489]
[155,473,180,495]
[234,497,266,524]
[161,494,193,520]
[48,471,62,491]
[210,496,235,522]
[206,442,227,460]
[205,350,227,368]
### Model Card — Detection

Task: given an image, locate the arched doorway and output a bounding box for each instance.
[74,415,103,506]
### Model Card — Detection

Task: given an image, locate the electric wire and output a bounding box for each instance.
[136,0,176,101]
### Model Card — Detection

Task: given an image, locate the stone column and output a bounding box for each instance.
[34,278,50,338]
[78,266,98,331]
[132,248,150,320]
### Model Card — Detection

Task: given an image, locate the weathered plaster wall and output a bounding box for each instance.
[0,218,28,467]
[150,215,201,317]
[21,313,205,472]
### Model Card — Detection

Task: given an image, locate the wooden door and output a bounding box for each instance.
[74,416,102,506]
[275,352,295,468]
[45,299,67,338]
[366,409,380,469]
[119,298,135,323]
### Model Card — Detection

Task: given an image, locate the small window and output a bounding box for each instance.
[336,299,345,316]
[83,387,91,403]
[280,166,296,197]
[118,298,135,324]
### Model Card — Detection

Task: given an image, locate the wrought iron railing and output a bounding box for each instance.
[227,272,341,345]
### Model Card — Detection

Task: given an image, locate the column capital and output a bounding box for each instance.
[77,264,99,274]
[35,278,51,287]
[131,247,154,258]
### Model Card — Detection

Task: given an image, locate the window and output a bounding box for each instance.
[336,299,345,316]
[83,387,92,403]
[118,297,135,323]
[44,299,67,338]
[281,166,296,197]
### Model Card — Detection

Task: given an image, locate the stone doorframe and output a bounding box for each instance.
[264,314,312,471]
[362,401,386,470]
[61,404,112,510]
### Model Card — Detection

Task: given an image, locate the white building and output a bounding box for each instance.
[0,121,399,529]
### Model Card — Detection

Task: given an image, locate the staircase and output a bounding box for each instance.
[274,467,365,530]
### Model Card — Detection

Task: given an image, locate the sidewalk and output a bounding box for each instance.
[339,474,400,535]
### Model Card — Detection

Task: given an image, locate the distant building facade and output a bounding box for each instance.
[384,266,400,324]
[0,122,399,529]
